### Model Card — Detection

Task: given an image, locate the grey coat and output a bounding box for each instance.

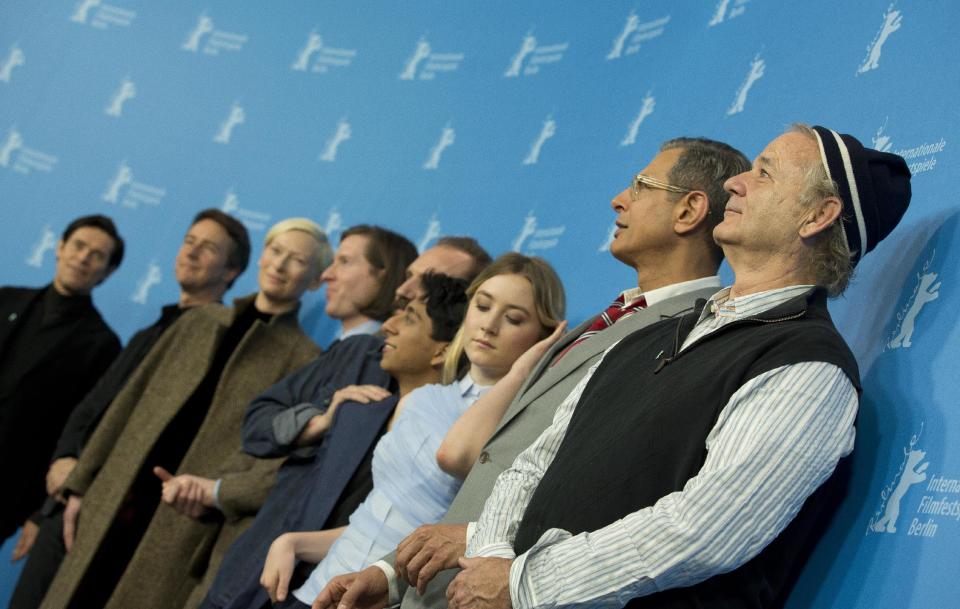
[41,296,320,609]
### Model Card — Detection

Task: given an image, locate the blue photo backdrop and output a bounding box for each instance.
[2,2,957,606]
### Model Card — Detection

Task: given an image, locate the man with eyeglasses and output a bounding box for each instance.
[443,125,909,609]
[314,138,751,609]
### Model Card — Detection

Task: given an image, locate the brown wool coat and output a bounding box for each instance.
[41,296,320,609]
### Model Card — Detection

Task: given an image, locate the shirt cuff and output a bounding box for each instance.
[510,552,533,609]
[212,478,223,510]
[272,403,324,448]
[372,560,401,607]
[465,521,476,545]
[469,542,516,560]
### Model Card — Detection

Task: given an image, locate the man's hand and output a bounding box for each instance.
[447,557,512,609]
[153,466,216,519]
[11,520,39,562]
[46,457,78,501]
[396,523,468,594]
[62,494,82,553]
[261,533,298,604]
[312,566,389,609]
[298,385,392,446]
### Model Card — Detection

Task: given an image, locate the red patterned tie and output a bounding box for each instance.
[551,294,647,365]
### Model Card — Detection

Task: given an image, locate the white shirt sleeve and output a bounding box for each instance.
[507,362,858,609]
[466,363,603,559]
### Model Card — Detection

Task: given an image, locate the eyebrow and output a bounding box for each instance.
[405,303,424,320]
[475,289,532,316]
[187,235,221,248]
[756,155,777,172]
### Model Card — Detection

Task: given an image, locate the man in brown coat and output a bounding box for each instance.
[40,218,336,609]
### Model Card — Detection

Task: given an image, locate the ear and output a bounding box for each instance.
[799,196,843,239]
[673,191,710,235]
[223,266,241,287]
[306,269,325,292]
[54,238,66,260]
[430,342,450,368]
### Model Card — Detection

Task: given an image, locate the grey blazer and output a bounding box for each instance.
[398,286,719,609]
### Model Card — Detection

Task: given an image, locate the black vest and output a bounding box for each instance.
[513,288,860,609]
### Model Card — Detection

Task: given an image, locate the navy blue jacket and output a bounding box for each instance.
[202,334,394,609]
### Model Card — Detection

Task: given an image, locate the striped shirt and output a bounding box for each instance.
[468,285,858,609]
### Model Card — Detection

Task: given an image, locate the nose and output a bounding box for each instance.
[185,242,202,258]
[611,187,630,212]
[481,314,501,336]
[395,276,417,303]
[320,263,336,282]
[724,172,747,197]
[382,314,399,336]
[78,246,95,265]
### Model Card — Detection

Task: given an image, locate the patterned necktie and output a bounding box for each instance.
[551,294,648,365]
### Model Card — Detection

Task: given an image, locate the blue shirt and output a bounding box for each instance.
[294,374,488,603]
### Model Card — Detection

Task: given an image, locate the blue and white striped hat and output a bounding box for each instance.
[811,126,912,266]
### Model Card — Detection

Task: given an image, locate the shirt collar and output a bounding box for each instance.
[460,370,492,400]
[620,275,722,308]
[699,284,816,322]
[339,319,382,340]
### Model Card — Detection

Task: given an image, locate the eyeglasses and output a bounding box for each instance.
[630,173,692,199]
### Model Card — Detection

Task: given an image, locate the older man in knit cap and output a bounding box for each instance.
[413,124,911,609]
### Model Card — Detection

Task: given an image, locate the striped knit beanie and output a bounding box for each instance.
[811,126,912,266]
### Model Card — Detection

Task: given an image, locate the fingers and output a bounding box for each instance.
[45,468,58,497]
[260,570,278,604]
[276,566,290,602]
[536,320,568,352]
[333,385,392,408]
[161,476,181,505]
[12,535,29,562]
[313,577,345,609]
[395,530,426,583]
[446,572,460,605]
[153,466,174,482]
[416,557,446,596]
[337,582,361,609]
[63,498,80,553]
[404,548,430,589]
[12,521,38,562]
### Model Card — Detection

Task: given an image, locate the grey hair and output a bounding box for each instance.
[788,124,855,296]
[660,137,751,262]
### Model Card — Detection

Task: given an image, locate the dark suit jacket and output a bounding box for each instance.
[204,394,397,609]
[0,285,120,540]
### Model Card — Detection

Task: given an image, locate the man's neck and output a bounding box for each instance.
[397,369,442,399]
[253,292,297,316]
[634,249,718,294]
[341,314,377,335]
[51,279,88,298]
[178,287,225,308]
[724,249,814,298]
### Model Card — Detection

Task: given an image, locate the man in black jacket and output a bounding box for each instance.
[0,215,125,544]
[7,209,250,608]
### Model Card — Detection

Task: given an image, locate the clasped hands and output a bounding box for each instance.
[314,523,512,609]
